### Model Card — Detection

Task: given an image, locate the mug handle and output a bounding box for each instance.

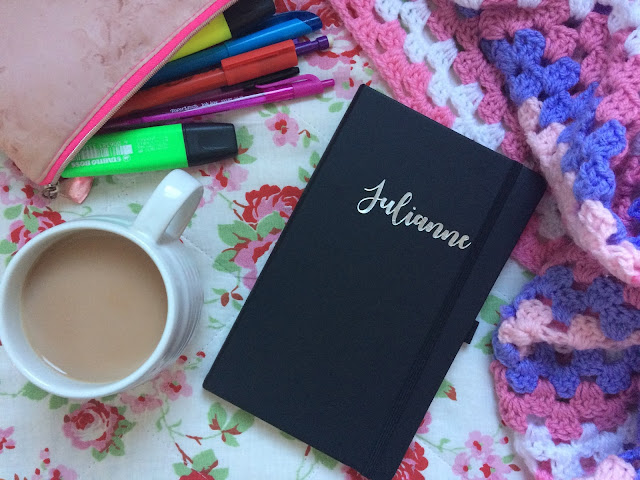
[132,170,203,243]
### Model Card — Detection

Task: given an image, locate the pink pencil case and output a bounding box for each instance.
[0,0,233,192]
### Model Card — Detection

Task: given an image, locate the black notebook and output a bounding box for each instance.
[203,86,546,480]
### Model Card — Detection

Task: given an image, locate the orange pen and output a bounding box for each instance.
[114,38,328,119]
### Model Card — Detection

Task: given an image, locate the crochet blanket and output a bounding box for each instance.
[328,0,640,478]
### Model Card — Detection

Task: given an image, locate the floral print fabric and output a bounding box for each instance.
[0,2,530,479]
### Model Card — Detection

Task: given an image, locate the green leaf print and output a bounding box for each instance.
[192,449,216,472]
[479,294,507,325]
[208,402,228,430]
[218,221,257,246]
[69,403,81,413]
[222,434,239,447]
[211,468,229,480]
[303,135,311,148]
[329,102,344,112]
[474,330,494,355]
[48,395,68,409]
[20,381,48,400]
[173,463,192,476]
[114,419,136,436]
[236,127,253,148]
[128,203,143,214]
[227,409,254,434]
[208,316,225,329]
[309,151,320,168]
[312,449,338,469]
[264,103,278,114]
[299,167,311,184]
[23,213,39,235]
[236,153,257,165]
[256,211,285,238]
[213,250,241,273]
[0,240,16,255]
[92,448,109,461]
[109,436,125,456]
[435,379,457,400]
[236,126,256,164]
[4,205,22,220]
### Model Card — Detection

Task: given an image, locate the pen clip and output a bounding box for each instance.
[252,11,321,30]
[255,74,335,98]
[255,74,322,90]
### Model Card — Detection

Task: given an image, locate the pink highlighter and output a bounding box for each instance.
[103,74,335,131]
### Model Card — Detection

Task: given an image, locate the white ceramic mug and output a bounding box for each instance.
[0,170,204,399]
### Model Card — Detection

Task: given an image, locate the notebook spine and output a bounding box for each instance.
[364,162,523,479]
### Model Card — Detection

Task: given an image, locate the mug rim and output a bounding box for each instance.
[0,217,178,399]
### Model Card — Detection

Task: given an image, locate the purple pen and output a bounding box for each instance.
[104,74,335,131]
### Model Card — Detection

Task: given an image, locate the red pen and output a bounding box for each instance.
[114,37,329,118]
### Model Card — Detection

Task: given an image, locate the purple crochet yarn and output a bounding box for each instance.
[485,28,629,245]
[506,265,640,341]
[493,334,640,398]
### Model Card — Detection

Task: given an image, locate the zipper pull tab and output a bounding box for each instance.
[41,177,93,203]
[42,182,59,200]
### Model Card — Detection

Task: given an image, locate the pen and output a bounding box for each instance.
[169,0,275,61]
[114,37,330,118]
[105,75,335,130]
[146,11,322,88]
[61,123,237,178]
[157,67,300,110]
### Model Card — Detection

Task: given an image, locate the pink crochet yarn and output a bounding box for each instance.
[329,0,640,477]
[491,362,637,443]
[330,0,640,286]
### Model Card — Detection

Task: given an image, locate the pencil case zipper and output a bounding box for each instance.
[42,0,238,199]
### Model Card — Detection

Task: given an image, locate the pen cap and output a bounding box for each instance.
[221,40,298,86]
[225,0,276,37]
[182,123,238,166]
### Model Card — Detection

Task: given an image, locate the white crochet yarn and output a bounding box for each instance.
[625,27,640,56]
[564,0,640,31]
[514,415,637,480]
[517,0,543,8]
[375,0,507,150]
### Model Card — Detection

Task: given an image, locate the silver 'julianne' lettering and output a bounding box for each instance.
[356,179,472,250]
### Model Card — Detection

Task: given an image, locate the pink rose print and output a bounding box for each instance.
[306,28,362,70]
[227,184,303,288]
[266,112,299,147]
[231,232,281,289]
[332,65,375,100]
[120,391,163,414]
[62,400,124,452]
[9,208,64,249]
[453,431,518,479]
[32,465,78,480]
[199,162,249,206]
[453,452,475,479]
[154,369,193,400]
[344,441,428,480]
[240,185,303,226]
[0,426,16,453]
[465,431,494,459]
[417,412,432,434]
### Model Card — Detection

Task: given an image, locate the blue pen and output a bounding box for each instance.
[144,12,323,88]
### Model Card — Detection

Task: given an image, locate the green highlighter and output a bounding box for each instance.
[62,123,238,178]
